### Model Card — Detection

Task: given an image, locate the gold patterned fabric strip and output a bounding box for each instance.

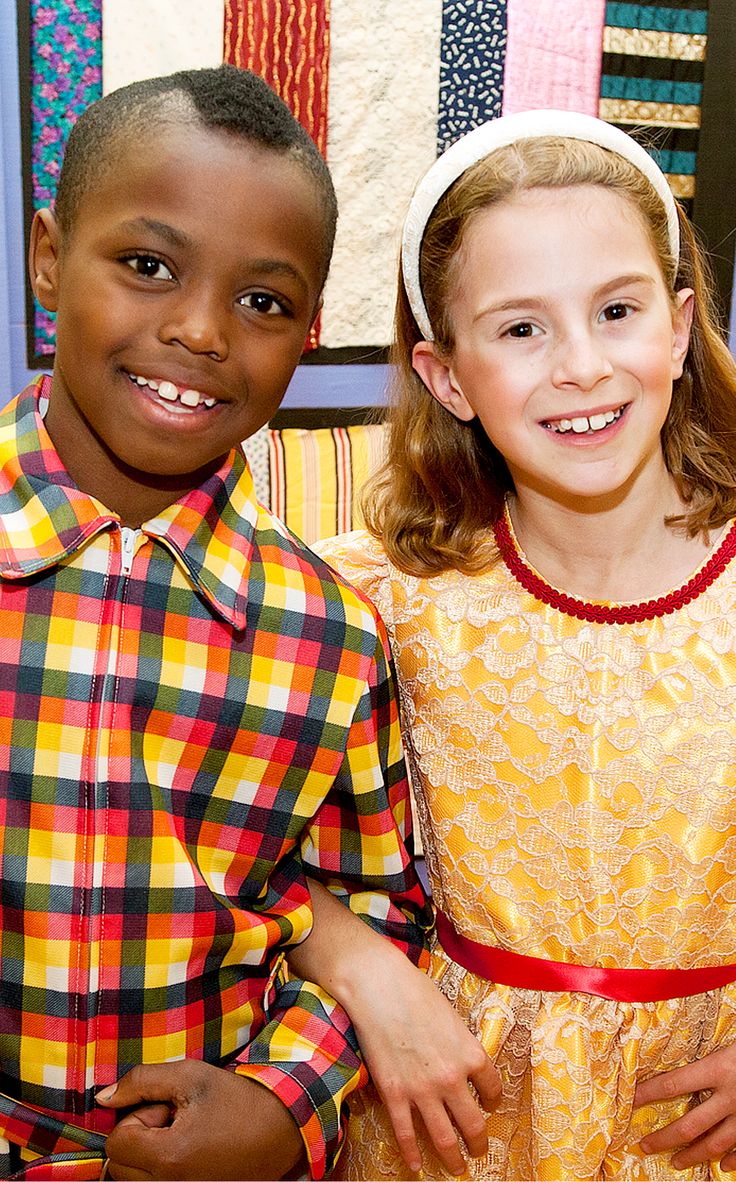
[599,97,701,128]
[603,27,706,61]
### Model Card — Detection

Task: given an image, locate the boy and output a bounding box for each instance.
[0,65,429,1180]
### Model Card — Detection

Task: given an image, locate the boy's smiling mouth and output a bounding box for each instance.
[541,403,628,436]
[127,371,219,413]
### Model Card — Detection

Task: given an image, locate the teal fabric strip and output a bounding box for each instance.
[605,4,708,35]
[600,75,703,103]
[650,147,697,173]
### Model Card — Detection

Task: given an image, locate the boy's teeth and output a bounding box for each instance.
[131,373,214,409]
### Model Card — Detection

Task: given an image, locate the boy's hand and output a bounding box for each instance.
[96,1060,304,1180]
[634,1042,736,1172]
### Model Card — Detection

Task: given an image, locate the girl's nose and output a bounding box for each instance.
[551,331,614,392]
[158,292,229,360]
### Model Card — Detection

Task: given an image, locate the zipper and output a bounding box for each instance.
[120,526,138,575]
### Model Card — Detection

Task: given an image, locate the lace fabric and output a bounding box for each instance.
[315,527,736,1180]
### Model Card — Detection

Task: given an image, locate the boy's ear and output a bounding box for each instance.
[29,208,61,313]
[671,287,694,380]
[411,340,476,422]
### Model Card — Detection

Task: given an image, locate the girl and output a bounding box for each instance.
[296,109,736,1180]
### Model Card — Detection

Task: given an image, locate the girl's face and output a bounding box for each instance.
[413,184,693,510]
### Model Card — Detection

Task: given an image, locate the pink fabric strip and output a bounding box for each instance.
[502,0,606,116]
[436,911,736,1003]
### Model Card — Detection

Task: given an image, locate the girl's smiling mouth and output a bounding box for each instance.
[127,371,220,413]
[542,403,628,435]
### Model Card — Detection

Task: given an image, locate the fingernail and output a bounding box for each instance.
[96,1085,117,1103]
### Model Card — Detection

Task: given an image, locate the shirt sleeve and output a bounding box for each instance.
[233,608,432,1179]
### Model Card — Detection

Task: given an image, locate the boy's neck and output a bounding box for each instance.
[44,391,228,527]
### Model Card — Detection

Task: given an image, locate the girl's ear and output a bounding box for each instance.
[411,340,476,422]
[671,287,694,380]
[29,208,61,313]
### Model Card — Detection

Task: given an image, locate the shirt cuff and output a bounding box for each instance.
[232,978,367,1180]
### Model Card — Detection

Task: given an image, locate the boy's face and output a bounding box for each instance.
[30,121,327,520]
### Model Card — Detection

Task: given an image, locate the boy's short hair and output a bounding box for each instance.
[54,64,338,284]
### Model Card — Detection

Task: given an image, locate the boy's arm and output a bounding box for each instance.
[289,879,501,1177]
[231,618,433,1178]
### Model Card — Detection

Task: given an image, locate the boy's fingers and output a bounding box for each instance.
[106,1122,171,1180]
[113,1103,173,1131]
[97,1063,181,1109]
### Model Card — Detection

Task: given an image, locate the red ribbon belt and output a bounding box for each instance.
[435,910,736,1003]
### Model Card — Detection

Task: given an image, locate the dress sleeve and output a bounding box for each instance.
[231,561,432,1179]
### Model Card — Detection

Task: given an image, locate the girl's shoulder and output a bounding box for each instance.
[313,529,393,607]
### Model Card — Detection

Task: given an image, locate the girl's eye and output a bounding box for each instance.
[505,321,539,338]
[601,302,633,322]
[124,255,173,281]
[239,292,287,316]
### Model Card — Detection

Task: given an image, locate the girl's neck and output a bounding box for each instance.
[507,479,718,603]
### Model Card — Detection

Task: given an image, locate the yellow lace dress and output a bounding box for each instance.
[315,516,736,1181]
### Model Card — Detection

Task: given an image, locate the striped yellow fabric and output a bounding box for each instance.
[268,424,387,546]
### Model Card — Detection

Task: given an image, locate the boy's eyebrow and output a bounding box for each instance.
[119,218,193,250]
[117,220,310,293]
[247,258,310,295]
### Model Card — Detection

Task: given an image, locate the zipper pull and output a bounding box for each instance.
[120,527,138,576]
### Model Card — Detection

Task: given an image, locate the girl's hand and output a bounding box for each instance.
[289,879,501,1176]
[634,1042,736,1172]
[343,946,501,1175]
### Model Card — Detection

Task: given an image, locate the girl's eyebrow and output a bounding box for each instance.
[474,273,657,323]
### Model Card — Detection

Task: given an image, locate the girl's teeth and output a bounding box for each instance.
[549,407,624,434]
[157,380,178,401]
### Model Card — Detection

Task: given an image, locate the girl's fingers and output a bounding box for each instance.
[382,1097,424,1174]
[472,1059,503,1112]
[640,1095,723,1155]
[445,1088,489,1159]
[416,1102,467,1177]
[670,1116,736,1170]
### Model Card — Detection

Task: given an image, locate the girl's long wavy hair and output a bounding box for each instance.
[364,137,736,577]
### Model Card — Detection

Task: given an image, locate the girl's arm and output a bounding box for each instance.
[288,877,501,1176]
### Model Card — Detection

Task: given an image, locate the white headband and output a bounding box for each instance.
[401,108,680,341]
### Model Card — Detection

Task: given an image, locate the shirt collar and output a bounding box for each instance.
[0,376,256,629]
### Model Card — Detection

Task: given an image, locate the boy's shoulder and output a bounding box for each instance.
[246,498,387,644]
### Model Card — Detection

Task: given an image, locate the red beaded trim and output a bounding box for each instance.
[493,511,736,624]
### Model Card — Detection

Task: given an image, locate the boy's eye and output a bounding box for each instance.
[124,255,173,281]
[601,302,633,322]
[505,321,539,338]
[239,292,287,316]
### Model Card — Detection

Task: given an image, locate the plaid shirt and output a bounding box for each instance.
[0,377,430,1179]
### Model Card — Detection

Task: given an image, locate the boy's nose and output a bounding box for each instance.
[551,331,614,392]
[158,292,229,360]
